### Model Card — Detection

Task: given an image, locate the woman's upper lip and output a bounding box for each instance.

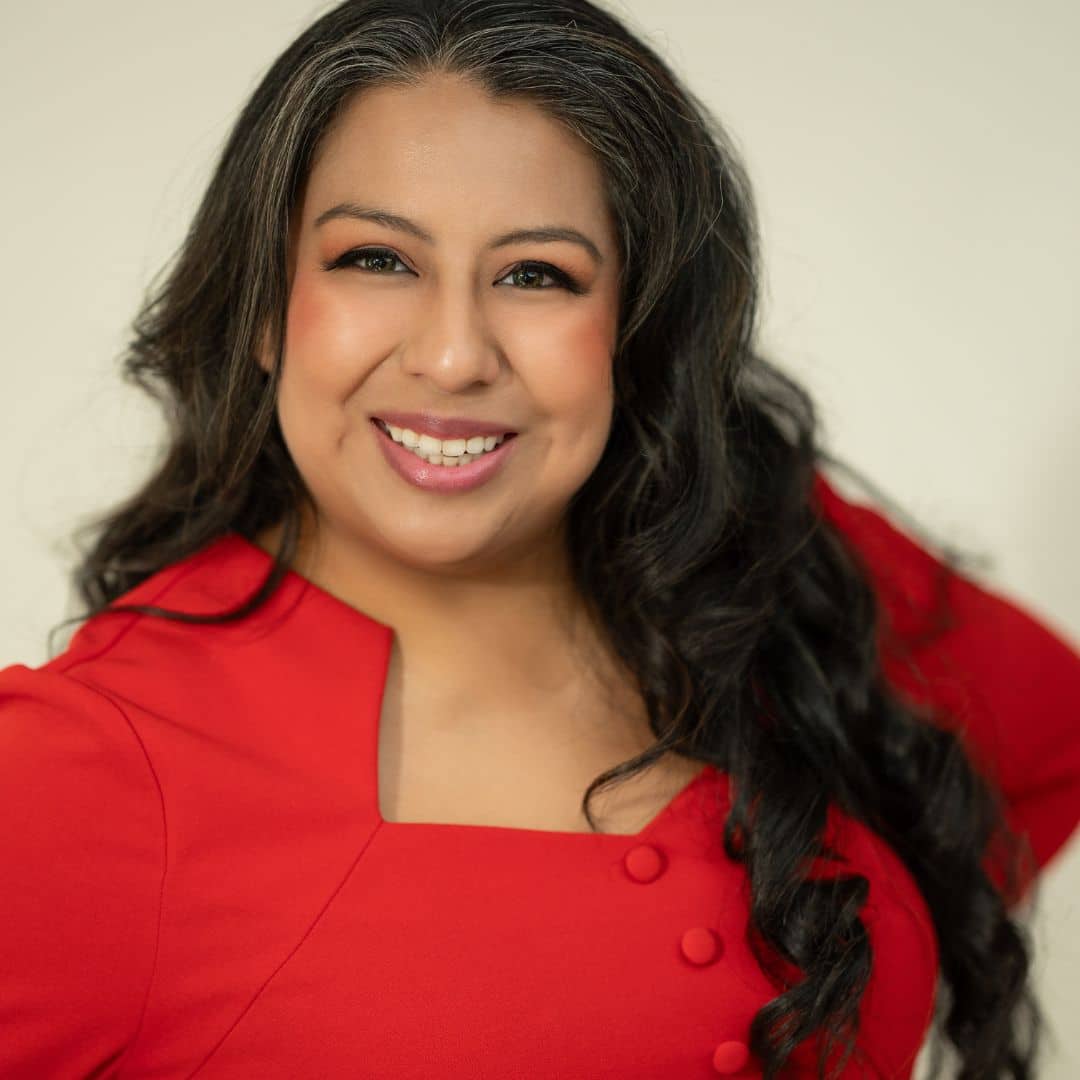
[371,411,518,439]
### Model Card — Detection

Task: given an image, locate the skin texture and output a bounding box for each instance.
[256,73,703,832]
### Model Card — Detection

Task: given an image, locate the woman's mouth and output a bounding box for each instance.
[372,418,514,466]
[370,418,519,493]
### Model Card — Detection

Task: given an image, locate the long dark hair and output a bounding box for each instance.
[54,1,1040,1075]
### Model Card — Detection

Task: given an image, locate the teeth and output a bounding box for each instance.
[379,420,508,465]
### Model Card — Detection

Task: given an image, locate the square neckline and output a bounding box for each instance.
[372,757,718,840]
[226,530,718,841]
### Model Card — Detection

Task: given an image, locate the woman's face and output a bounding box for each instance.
[263,72,622,577]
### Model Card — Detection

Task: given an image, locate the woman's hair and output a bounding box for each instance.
[56,0,1040,1075]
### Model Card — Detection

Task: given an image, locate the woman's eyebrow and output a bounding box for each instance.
[313,202,604,266]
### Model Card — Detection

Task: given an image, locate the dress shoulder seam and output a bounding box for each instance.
[60,542,231,671]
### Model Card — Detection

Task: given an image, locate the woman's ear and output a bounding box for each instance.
[255,324,277,377]
[256,204,299,379]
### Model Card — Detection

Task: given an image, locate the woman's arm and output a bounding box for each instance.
[0,663,165,1079]
[814,471,1080,894]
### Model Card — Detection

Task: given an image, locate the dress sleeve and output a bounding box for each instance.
[0,663,165,1079]
[813,472,1080,897]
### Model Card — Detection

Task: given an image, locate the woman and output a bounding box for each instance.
[2,0,1079,1076]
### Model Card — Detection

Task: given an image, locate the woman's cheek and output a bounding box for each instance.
[525,312,616,423]
[284,272,395,387]
[284,273,329,357]
[572,314,617,398]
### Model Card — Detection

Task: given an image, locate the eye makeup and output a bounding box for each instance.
[321,245,588,295]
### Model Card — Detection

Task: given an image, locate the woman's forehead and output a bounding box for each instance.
[298,74,614,241]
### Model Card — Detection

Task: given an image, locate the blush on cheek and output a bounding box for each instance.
[576,318,617,394]
[284,272,389,388]
[541,317,617,411]
[283,274,330,357]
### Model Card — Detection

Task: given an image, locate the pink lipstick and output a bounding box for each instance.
[371,418,518,494]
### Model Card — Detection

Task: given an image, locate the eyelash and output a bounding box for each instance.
[321,246,585,295]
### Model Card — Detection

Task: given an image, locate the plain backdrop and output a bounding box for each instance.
[1,0,1077,1073]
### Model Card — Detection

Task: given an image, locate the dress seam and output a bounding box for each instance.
[60,671,169,1078]
[58,541,233,670]
[185,820,387,1078]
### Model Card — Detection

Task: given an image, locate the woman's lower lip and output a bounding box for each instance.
[371,420,518,493]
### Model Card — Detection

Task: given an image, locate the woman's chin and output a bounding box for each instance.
[372,529,517,577]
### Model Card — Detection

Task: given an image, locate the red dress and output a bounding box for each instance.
[2,472,1079,1079]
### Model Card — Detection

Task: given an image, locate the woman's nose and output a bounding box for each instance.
[398,284,502,391]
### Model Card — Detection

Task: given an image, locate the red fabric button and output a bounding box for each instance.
[622,843,665,883]
[680,926,722,965]
[712,1039,749,1073]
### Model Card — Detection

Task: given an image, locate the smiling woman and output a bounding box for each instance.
[2,1,1080,1078]
[258,73,623,573]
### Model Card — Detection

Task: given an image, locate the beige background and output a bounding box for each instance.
[2,1,1076,1072]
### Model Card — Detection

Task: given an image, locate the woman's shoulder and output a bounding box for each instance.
[0,659,166,1074]
[1,531,394,814]
[56,533,276,666]
[0,532,277,789]
[0,534,288,790]
[0,533,298,1073]
[16,534,310,713]
[0,534,225,877]
[0,660,165,842]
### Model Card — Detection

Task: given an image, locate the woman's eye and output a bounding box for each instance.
[496,262,577,291]
[331,247,409,274]
[324,248,581,293]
